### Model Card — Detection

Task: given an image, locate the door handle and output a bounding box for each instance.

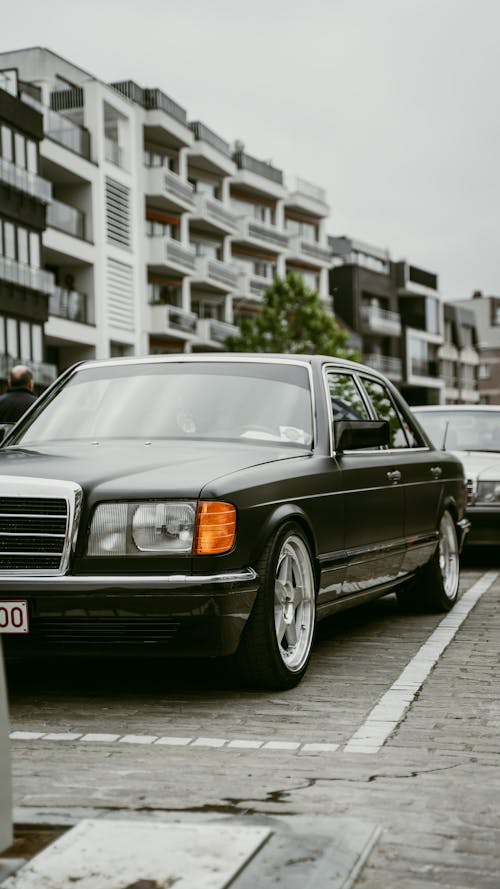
[387,470,401,483]
[430,466,442,479]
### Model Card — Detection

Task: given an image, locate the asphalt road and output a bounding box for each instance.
[4,550,500,888]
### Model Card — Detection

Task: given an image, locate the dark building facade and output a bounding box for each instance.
[0,68,55,391]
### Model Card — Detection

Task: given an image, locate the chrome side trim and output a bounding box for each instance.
[0,567,258,586]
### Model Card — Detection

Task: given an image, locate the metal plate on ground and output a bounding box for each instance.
[1,819,271,889]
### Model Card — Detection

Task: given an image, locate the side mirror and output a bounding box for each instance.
[335,419,390,453]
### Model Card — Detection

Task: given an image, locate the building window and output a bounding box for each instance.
[479,363,491,380]
[1,125,13,162]
[191,236,221,260]
[231,196,275,225]
[148,280,182,307]
[285,217,318,243]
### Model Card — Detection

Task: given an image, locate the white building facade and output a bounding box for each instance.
[0,48,332,372]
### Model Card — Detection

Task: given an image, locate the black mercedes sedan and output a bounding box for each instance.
[0,354,469,689]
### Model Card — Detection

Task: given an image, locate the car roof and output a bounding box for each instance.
[413,405,500,412]
[72,353,377,376]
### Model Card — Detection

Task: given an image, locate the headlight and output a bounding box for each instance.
[475,481,500,505]
[87,500,237,556]
[87,501,196,555]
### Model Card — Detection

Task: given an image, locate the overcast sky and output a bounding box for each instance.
[2,0,499,300]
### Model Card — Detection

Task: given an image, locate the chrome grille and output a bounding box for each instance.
[0,477,82,576]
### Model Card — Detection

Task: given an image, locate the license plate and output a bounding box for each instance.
[0,601,29,634]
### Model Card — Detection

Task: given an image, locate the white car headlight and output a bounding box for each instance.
[475,481,500,505]
[87,501,196,555]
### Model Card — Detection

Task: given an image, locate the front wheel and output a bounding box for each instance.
[234,523,317,689]
[397,510,460,613]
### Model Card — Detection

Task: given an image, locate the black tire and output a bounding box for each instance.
[397,510,460,613]
[234,522,317,690]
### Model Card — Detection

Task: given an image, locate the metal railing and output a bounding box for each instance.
[194,256,239,288]
[144,87,188,124]
[189,121,231,157]
[50,87,84,111]
[292,177,327,204]
[360,304,401,333]
[22,92,91,160]
[0,256,54,295]
[0,156,52,203]
[232,151,283,185]
[193,193,239,231]
[291,238,332,263]
[241,219,289,249]
[165,305,197,334]
[363,354,403,378]
[49,286,90,324]
[148,235,197,272]
[197,318,239,344]
[47,199,86,240]
[145,166,194,205]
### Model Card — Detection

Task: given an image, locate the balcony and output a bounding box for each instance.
[22,92,91,160]
[189,122,231,157]
[288,236,332,265]
[0,157,52,204]
[192,193,239,233]
[411,358,439,378]
[193,256,239,290]
[197,318,239,345]
[105,138,124,168]
[111,82,188,125]
[0,256,54,295]
[233,151,283,185]
[236,272,272,303]
[149,303,198,337]
[147,235,196,275]
[236,217,289,251]
[145,166,194,211]
[49,286,91,324]
[363,354,402,380]
[47,199,87,240]
[360,305,402,337]
[286,177,329,215]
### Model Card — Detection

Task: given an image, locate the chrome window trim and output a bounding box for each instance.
[0,476,82,577]
[322,363,432,457]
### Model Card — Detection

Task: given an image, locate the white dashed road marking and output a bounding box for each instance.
[8,572,497,756]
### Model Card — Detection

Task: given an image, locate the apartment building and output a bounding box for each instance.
[453,292,500,404]
[0,67,56,390]
[0,48,332,373]
[329,236,480,405]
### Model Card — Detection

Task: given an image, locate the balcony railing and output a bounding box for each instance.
[0,156,52,204]
[49,286,90,324]
[0,256,54,295]
[148,235,197,273]
[47,199,87,240]
[290,237,332,264]
[233,151,283,185]
[237,218,289,250]
[166,305,197,334]
[50,87,84,112]
[189,121,231,157]
[197,318,239,344]
[21,92,91,160]
[237,272,272,301]
[360,304,402,336]
[145,166,194,207]
[363,354,403,379]
[192,193,239,232]
[111,81,187,124]
[292,177,327,204]
[0,354,57,387]
[411,359,439,378]
[193,256,239,289]
[105,138,124,167]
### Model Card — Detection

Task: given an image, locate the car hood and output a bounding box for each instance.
[0,439,309,501]
[451,450,500,482]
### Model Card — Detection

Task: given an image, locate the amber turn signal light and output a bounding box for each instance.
[194,501,236,555]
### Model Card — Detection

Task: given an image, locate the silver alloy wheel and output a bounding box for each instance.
[274,534,315,672]
[438,511,459,600]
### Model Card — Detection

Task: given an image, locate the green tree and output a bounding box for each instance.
[226,273,359,359]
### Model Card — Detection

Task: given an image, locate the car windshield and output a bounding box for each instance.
[414,409,500,453]
[14,360,314,449]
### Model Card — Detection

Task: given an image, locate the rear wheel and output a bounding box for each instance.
[235,523,316,689]
[397,510,460,613]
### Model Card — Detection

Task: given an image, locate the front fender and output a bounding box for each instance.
[248,502,319,572]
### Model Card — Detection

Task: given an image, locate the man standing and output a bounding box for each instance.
[0,365,37,425]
